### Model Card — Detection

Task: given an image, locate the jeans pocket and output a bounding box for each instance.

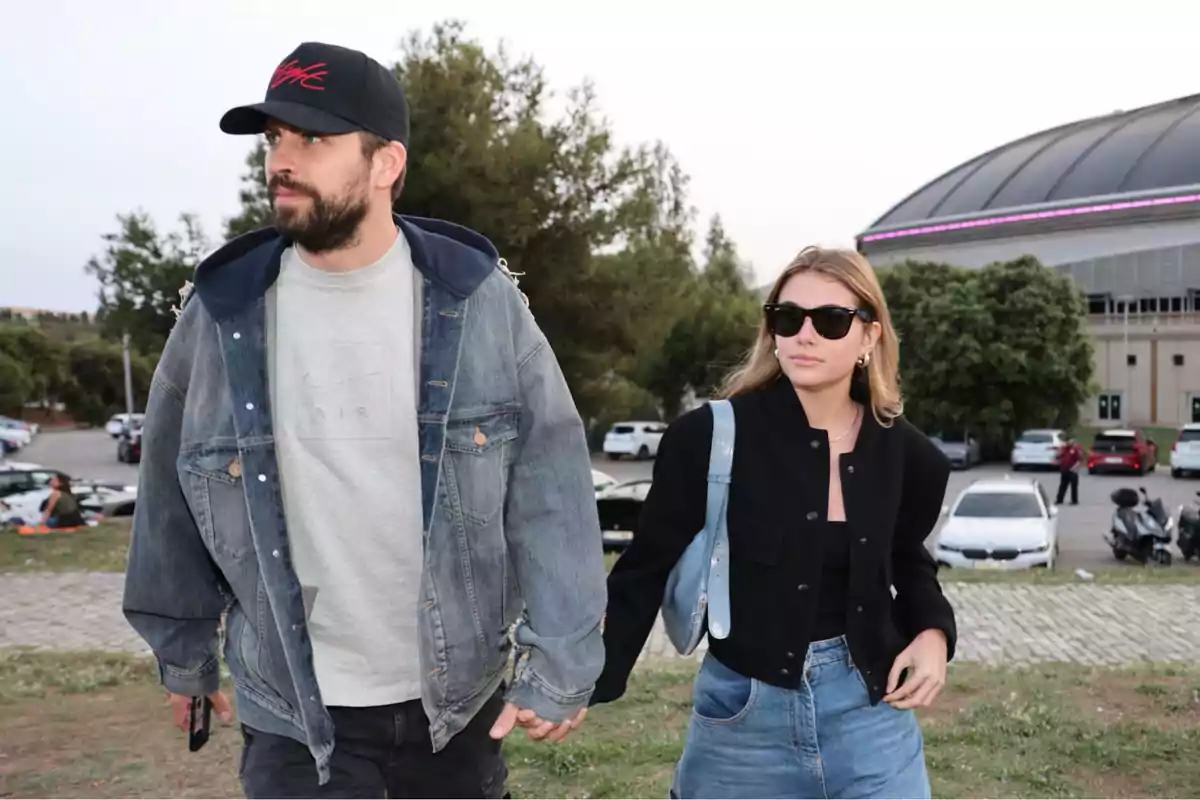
[691,655,758,725]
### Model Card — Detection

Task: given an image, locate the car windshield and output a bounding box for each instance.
[1179,429,1200,443]
[1094,434,1137,452]
[1018,432,1053,444]
[954,492,1043,518]
[611,425,635,434]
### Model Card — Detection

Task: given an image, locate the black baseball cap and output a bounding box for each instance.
[220,42,409,146]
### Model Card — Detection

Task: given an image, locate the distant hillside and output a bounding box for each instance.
[0,307,101,343]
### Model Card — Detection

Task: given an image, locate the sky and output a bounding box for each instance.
[5,0,1200,313]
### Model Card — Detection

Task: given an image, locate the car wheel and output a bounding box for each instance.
[1089,467,1097,475]
[637,445,650,460]
[1173,468,1183,478]
[1112,547,1127,561]
[1152,549,1172,567]
[607,453,621,461]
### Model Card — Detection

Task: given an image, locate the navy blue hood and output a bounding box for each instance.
[193,214,500,321]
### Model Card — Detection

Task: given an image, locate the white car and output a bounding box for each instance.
[1010,429,1065,470]
[602,421,667,460]
[1171,424,1200,478]
[106,413,145,438]
[0,426,31,449]
[934,478,1059,570]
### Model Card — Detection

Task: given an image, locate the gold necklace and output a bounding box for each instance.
[828,405,862,444]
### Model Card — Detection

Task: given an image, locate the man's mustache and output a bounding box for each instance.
[269,175,318,199]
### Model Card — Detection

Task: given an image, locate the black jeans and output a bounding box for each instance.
[1055,470,1079,505]
[239,688,508,799]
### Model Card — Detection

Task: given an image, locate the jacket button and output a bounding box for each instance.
[786,651,795,659]
[810,440,820,449]
[847,465,855,473]
[272,549,280,558]
[232,332,242,340]
[859,537,868,544]
[872,684,880,692]
[245,402,255,410]
[865,669,872,675]
[797,583,809,591]
[856,605,864,613]
[780,668,790,676]
[806,511,818,521]
[258,474,267,482]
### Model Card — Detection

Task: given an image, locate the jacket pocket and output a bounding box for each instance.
[441,409,520,527]
[180,446,253,561]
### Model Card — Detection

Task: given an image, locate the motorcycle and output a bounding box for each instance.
[1106,486,1173,565]
[1175,492,1200,562]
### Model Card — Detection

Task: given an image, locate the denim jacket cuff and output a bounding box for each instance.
[158,655,221,697]
[503,667,594,723]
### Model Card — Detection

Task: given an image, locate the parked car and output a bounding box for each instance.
[0,426,30,450]
[596,479,653,551]
[117,424,143,463]
[933,477,1059,570]
[928,431,982,469]
[0,417,36,440]
[106,413,145,438]
[1010,428,1066,471]
[1087,429,1159,475]
[602,421,667,461]
[1170,424,1200,478]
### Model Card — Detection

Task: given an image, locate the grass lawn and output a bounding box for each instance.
[1,649,1197,798]
[0,520,131,573]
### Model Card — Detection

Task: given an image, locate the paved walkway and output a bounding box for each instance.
[4,573,1200,665]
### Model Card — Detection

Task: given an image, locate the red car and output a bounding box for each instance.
[1087,429,1159,475]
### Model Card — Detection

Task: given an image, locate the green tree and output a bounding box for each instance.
[0,350,33,416]
[0,325,69,409]
[85,211,210,355]
[224,140,272,240]
[879,257,1094,452]
[388,23,700,424]
[637,216,760,418]
[56,339,154,426]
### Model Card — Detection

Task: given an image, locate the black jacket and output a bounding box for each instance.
[593,375,955,705]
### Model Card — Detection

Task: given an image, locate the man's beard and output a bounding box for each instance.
[270,175,369,253]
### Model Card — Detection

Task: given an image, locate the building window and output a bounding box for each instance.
[1098,393,1123,422]
[1175,354,1186,367]
[1126,354,1137,366]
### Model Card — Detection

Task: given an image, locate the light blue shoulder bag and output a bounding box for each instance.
[661,399,734,655]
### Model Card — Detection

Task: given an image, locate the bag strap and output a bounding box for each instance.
[705,399,735,639]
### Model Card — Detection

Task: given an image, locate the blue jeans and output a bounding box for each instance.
[673,637,931,799]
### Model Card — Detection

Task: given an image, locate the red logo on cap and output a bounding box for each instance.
[270,59,328,91]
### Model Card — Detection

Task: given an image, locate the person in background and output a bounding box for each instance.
[593,246,955,799]
[122,41,606,799]
[1055,432,1084,506]
[40,474,84,529]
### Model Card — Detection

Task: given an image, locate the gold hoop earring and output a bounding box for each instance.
[857,352,871,368]
[774,347,780,359]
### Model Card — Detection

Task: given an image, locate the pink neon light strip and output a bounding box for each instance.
[860,192,1200,243]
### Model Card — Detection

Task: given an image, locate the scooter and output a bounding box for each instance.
[1175,492,1200,561]
[1106,486,1174,565]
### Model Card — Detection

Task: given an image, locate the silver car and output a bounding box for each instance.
[929,431,982,470]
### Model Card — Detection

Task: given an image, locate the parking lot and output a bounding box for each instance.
[18,430,1200,573]
[594,454,1200,573]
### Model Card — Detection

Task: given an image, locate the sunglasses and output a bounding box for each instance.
[763,303,874,340]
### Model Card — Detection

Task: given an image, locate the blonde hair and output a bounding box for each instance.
[718,246,903,426]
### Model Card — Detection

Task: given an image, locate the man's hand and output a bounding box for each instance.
[882,628,948,710]
[166,690,235,732]
[489,701,587,744]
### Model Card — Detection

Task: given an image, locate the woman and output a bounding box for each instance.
[593,247,955,799]
[41,474,85,529]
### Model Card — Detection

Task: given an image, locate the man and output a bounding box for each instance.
[1055,432,1084,506]
[123,41,607,798]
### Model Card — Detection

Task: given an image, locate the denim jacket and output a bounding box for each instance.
[122,215,608,784]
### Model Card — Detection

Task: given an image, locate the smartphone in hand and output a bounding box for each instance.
[187,695,213,752]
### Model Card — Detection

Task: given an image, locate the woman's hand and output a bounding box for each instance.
[883,628,947,709]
